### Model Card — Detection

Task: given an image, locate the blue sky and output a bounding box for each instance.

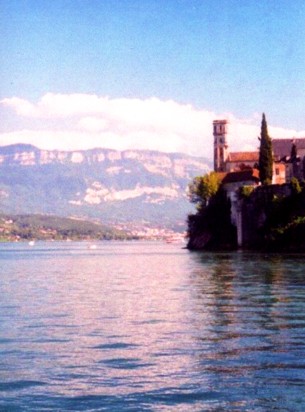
[1,0,305,157]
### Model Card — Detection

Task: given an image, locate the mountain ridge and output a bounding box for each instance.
[0,144,211,229]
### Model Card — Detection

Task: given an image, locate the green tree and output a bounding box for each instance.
[291,142,297,162]
[188,171,221,209]
[290,176,302,195]
[258,113,273,185]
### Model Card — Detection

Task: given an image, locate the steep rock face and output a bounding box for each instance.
[0,144,211,229]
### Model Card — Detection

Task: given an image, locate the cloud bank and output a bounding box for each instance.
[1,93,304,159]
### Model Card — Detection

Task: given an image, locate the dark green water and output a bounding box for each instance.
[1,241,305,411]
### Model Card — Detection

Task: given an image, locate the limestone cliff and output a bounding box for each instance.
[0,144,210,229]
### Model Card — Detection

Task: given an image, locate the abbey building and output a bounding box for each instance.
[213,119,305,184]
[212,119,305,247]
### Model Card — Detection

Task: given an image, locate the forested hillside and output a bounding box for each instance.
[0,214,132,242]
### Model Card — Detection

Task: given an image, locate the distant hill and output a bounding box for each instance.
[0,214,132,241]
[0,144,211,229]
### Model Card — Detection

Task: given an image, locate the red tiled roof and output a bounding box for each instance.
[227,152,259,162]
[221,169,260,184]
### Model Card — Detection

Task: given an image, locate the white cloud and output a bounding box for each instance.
[1,97,37,117]
[1,93,304,158]
[78,117,108,133]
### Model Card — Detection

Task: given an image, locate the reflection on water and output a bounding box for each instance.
[189,252,305,410]
[0,242,305,411]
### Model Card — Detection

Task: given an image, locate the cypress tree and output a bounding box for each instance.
[290,141,297,162]
[258,113,273,185]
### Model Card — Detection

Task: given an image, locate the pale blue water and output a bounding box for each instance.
[1,241,305,411]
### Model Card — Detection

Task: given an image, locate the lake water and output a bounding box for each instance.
[1,241,305,411]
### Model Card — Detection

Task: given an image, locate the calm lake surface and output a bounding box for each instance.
[1,241,305,411]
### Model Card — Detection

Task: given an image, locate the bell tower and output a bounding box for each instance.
[213,120,229,172]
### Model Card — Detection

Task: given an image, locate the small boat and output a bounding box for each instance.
[88,244,97,249]
[28,241,35,246]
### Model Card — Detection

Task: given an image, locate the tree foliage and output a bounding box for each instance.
[258,113,273,185]
[187,187,237,250]
[262,185,305,250]
[188,172,222,209]
[290,142,297,162]
[290,177,302,195]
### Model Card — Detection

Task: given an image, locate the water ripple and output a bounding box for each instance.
[1,242,305,411]
[0,380,46,391]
